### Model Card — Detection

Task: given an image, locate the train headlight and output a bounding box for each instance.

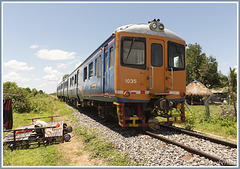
[158,23,164,30]
[152,23,157,29]
[123,91,130,97]
[149,20,164,32]
[149,22,158,30]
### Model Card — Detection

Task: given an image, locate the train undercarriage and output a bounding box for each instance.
[58,96,185,127]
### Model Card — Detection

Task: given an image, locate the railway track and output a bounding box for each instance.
[65,104,237,166]
[143,127,237,166]
[161,125,237,148]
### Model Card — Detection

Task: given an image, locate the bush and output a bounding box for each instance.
[3,82,47,114]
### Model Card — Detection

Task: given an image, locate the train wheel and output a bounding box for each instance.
[64,134,71,142]
[98,105,106,118]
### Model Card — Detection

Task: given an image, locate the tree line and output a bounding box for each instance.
[3,82,46,113]
[186,43,236,93]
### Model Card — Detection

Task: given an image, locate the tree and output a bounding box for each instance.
[3,81,18,91]
[24,87,31,94]
[186,43,220,88]
[201,55,220,88]
[31,88,38,96]
[218,71,229,88]
[186,43,207,85]
[229,67,237,93]
[62,74,69,81]
[39,90,44,94]
[228,67,237,116]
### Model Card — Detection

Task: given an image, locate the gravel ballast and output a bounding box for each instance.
[70,106,237,166]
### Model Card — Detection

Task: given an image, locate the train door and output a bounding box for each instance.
[148,39,165,94]
[165,41,186,94]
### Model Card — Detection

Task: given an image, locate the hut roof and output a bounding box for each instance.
[186,81,213,96]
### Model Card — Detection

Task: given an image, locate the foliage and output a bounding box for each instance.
[183,105,237,138]
[74,126,136,166]
[186,43,207,84]
[3,82,45,113]
[186,43,223,88]
[229,67,237,93]
[218,72,229,88]
[62,74,69,80]
[201,55,220,88]
[3,95,70,166]
[3,144,68,166]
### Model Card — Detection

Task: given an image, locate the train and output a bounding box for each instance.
[57,19,186,127]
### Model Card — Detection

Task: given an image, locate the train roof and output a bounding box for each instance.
[114,24,184,42]
[57,22,185,86]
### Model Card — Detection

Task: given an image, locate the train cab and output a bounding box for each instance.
[113,19,186,127]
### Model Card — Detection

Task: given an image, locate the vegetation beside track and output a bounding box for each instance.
[3,82,237,165]
[73,126,134,166]
[181,105,237,140]
[3,82,131,166]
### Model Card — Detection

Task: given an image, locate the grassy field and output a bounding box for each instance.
[3,94,131,166]
[3,94,237,166]
[180,104,237,141]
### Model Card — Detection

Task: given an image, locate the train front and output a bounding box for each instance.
[114,20,186,127]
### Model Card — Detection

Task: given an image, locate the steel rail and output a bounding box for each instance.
[144,130,236,166]
[161,125,237,148]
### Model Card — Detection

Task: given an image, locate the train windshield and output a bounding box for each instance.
[168,41,185,70]
[121,37,146,69]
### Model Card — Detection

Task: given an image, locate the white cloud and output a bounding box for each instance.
[4,60,34,71]
[57,63,68,69]
[3,72,30,83]
[36,49,76,60]
[30,44,39,49]
[43,66,63,83]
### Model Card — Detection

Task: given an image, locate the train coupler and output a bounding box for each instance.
[113,102,147,127]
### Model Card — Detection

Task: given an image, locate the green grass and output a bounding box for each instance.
[73,126,137,166]
[181,104,237,140]
[3,94,133,166]
[3,144,68,166]
[3,95,73,166]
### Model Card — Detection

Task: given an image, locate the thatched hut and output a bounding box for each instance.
[186,80,213,105]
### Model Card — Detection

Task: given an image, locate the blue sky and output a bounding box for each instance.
[2,2,238,93]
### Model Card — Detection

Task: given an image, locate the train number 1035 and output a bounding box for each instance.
[125,79,137,84]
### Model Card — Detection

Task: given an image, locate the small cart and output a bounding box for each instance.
[3,115,72,150]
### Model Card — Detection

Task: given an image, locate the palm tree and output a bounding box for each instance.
[228,67,237,116]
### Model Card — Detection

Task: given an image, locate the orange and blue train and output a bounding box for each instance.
[57,19,186,127]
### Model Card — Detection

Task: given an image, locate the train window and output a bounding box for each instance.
[151,43,163,67]
[168,41,185,70]
[109,47,113,69]
[84,67,87,81]
[89,62,93,78]
[105,52,108,71]
[95,55,102,78]
[121,37,146,69]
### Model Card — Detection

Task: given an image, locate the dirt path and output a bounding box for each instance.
[54,101,109,166]
[58,133,108,166]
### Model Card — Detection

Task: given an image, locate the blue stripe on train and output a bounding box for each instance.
[116,97,185,103]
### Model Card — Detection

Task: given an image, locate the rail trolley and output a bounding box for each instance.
[3,115,72,150]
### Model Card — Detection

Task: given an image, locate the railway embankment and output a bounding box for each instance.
[3,93,237,166]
